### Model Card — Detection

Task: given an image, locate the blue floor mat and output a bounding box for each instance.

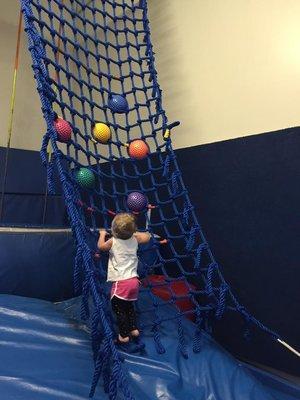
[0,294,298,400]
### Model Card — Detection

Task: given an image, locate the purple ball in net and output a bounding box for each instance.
[127,192,148,212]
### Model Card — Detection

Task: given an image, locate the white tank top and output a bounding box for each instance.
[107,236,138,282]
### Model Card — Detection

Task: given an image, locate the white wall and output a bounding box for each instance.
[148,0,300,149]
[1,1,300,151]
[0,8,45,150]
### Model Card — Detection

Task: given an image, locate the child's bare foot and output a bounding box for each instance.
[118,334,129,343]
[130,329,139,337]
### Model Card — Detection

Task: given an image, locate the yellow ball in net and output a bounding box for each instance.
[93,122,111,144]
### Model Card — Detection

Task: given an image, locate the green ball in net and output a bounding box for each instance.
[76,167,95,189]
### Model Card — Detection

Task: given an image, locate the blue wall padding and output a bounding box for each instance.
[175,126,300,377]
[0,147,62,194]
[2,194,68,226]
[0,229,75,301]
[0,293,299,400]
[0,147,67,225]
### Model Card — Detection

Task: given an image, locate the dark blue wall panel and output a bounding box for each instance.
[176,126,300,378]
[0,147,67,226]
[0,147,63,194]
[2,194,68,226]
[0,229,75,301]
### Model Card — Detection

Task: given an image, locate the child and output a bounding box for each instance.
[98,213,151,343]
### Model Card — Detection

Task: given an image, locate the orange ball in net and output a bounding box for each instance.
[128,139,149,160]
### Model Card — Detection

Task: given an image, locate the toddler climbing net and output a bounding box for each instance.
[21,0,287,398]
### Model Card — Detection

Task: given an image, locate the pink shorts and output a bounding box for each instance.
[111,277,140,301]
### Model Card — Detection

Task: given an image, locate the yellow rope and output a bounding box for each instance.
[6,10,23,148]
[7,70,18,148]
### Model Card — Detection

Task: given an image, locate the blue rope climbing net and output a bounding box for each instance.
[21,0,280,398]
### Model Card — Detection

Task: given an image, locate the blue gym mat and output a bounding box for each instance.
[0,293,298,400]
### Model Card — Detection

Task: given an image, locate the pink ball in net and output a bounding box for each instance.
[54,117,72,143]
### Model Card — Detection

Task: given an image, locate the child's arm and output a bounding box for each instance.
[134,231,151,244]
[97,230,113,251]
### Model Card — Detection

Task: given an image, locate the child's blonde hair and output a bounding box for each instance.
[111,213,137,240]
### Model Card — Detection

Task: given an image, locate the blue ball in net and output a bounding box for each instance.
[108,94,129,113]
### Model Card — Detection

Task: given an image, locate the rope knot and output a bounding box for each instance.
[186,225,199,251]
[215,283,229,319]
[206,262,218,296]
[171,170,180,195]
